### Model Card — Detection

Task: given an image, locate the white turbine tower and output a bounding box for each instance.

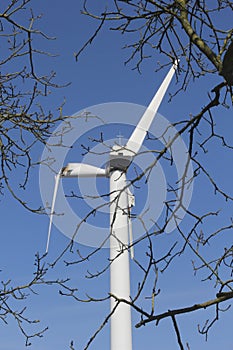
[46,61,178,350]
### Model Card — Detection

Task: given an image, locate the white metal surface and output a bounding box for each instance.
[110,170,132,350]
[46,61,178,349]
[127,187,135,259]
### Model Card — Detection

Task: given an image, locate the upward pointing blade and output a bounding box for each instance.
[46,172,61,253]
[125,60,178,156]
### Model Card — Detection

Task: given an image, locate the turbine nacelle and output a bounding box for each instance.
[108,145,133,172]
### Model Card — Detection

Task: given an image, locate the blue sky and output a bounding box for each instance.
[1,1,233,349]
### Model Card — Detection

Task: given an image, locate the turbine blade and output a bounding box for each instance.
[125,60,178,155]
[61,163,106,177]
[46,172,61,253]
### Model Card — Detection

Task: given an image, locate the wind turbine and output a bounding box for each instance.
[46,60,178,350]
